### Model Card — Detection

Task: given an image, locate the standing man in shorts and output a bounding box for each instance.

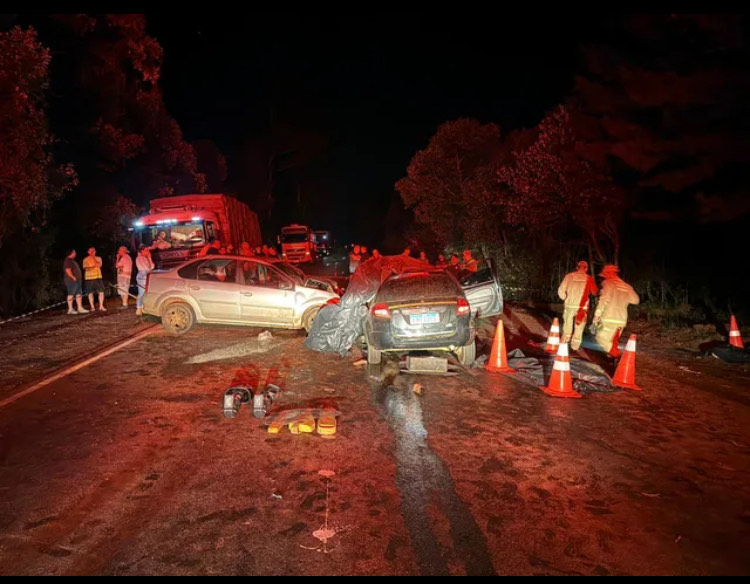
[63,250,89,315]
[115,246,133,308]
[83,247,107,312]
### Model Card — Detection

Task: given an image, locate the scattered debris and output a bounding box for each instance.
[271,493,283,500]
[265,407,341,436]
[223,386,251,419]
[678,365,701,374]
[263,383,281,414]
[252,392,266,419]
[471,354,488,368]
[258,330,273,343]
[317,409,337,436]
[675,535,682,543]
[318,469,335,478]
[352,359,367,367]
[641,492,661,498]
[289,414,316,434]
[348,346,364,361]
[412,383,423,396]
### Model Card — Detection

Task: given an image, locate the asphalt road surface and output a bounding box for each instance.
[0,304,748,575]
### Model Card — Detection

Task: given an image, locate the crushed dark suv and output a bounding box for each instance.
[363,269,475,365]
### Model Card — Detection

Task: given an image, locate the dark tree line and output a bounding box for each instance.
[397,15,750,314]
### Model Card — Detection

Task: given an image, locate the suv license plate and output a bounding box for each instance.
[410,313,439,325]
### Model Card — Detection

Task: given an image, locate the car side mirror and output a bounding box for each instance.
[279,280,294,291]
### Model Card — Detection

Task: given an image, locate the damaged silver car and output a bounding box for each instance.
[143,255,337,335]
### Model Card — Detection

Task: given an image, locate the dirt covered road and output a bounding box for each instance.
[0,306,748,575]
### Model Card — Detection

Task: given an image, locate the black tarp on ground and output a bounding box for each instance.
[506,349,615,393]
[305,255,431,356]
[709,344,750,363]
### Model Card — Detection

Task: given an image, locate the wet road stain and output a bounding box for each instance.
[372,378,496,576]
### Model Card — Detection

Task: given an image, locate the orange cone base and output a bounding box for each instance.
[614,381,642,391]
[539,385,581,399]
[485,363,514,373]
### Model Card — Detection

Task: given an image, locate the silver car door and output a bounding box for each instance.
[237,261,296,325]
[189,259,241,320]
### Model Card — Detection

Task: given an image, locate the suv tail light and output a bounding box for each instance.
[372,302,391,319]
[456,297,471,317]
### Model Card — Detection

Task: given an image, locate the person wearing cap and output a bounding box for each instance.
[593,264,640,357]
[135,245,155,316]
[557,260,598,351]
[115,246,133,308]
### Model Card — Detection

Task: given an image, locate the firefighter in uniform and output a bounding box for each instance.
[557,260,598,351]
[593,264,640,357]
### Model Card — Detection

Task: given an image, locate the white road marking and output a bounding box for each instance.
[0,326,160,411]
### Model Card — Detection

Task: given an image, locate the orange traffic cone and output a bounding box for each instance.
[540,342,580,398]
[485,319,514,373]
[729,315,744,349]
[545,318,561,354]
[612,334,641,391]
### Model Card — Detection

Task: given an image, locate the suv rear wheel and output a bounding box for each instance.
[455,339,476,366]
[367,344,382,365]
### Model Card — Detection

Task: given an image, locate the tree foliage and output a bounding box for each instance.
[0,26,76,247]
[573,15,750,221]
[55,14,205,199]
[499,106,624,262]
[396,119,501,246]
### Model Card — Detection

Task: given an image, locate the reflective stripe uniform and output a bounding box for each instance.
[558,271,598,350]
[594,277,639,353]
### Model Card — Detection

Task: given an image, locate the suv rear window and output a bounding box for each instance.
[377,272,460,303]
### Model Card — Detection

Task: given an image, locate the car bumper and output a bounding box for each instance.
[366,319,474,351]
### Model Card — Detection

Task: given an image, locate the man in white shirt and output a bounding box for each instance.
[115,246,133,308]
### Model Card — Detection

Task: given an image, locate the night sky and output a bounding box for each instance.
[148,15,590,246]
